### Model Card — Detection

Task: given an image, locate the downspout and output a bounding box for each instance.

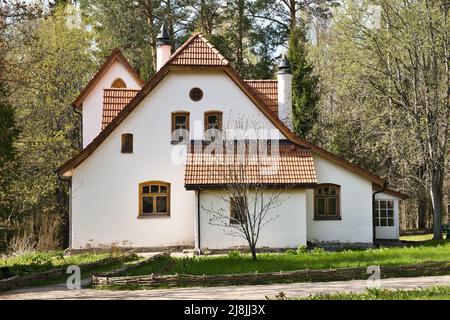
[72,103,83,149]
[372,181,389,245]
[197,189,202,255]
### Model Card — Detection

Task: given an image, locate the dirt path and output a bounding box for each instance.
[1,275,450,300]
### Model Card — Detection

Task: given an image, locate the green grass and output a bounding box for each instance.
[292,286,450,300]
[125,243,450,276]
[0,251,110,277]
[401,233,434,242]
[32,256,143,288]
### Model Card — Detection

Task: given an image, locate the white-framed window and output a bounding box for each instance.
[374,200,394,227]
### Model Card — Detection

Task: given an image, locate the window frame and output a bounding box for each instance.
[314,183,341,221]
[171,112,190,143]
[121,133,133,153]
[230,196,247,225]
[374,200,395,227]
[138,181,171,217]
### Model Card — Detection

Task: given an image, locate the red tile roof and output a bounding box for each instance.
[244,80,278,114]
[168,33,230,66]
[185,142,317,188]
[102,89,139,129]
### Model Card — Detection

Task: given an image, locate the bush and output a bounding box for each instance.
[227,250,241,259]
[296,245,308,254]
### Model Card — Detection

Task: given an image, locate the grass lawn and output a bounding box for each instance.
[0,251,143,289]
[400,233,434,242]
[125,242,450,276]
[0,251,111,277]
[292,286,450,300]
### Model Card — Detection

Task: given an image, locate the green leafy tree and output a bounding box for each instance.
[0,75,18,253]
[6,4,95,250]
[289,25,319,138]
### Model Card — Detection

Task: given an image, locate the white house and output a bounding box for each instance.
[58,26,406,252]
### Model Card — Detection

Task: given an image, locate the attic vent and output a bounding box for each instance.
[112,78,127,89]
[189,88,203,102]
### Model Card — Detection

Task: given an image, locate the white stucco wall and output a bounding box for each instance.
[71,70,286,249]
[82,61,142,148]
[199,189,307,249]
[374,193,400,240]
[306,155,374,244]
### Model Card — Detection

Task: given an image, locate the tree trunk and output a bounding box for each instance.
[236,0,244,73]
[250,245,257,261]
[289,0,296,31]
[144,0,156,71]
[430,166,444,240]
[417,191,427,230]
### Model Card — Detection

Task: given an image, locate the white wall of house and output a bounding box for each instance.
[81,61,142,148]
[374,193,401,240]
[199,189,307,250]
[71,70,286,249]
[306,155,374,244]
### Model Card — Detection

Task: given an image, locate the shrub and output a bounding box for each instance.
[296,245,308,254]
[227,250,241,259]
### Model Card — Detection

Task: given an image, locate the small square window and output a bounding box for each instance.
[142,186,149,194]
[121,134,133,153]
[151,185,159,193]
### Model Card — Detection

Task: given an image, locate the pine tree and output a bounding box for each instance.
[288,25,319,138]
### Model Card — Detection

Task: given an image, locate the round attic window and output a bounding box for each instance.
[189,88,203,102]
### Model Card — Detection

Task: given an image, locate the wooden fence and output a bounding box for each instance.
[92,261,450,288]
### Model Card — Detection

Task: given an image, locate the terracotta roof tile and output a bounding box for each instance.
[185,141,317,187]
[244,80,278,114]
[102,89,139,129]
[169,33,230,66]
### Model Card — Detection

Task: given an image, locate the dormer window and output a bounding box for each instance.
[111,78,127,88]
